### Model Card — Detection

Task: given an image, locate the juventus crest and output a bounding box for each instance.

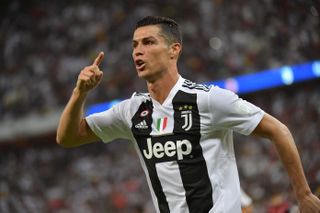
[179,105,193,131]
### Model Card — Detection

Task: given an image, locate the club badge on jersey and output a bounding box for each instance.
[179,105,193,131]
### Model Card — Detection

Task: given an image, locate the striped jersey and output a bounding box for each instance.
[86,76,264,213]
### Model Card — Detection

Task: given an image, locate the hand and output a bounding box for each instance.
[297,193,320,213]
[76,52,104,94]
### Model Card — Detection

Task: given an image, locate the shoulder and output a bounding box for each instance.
[125,91,152,111]
[110,92,150,113]
[209,85,238,102]
[130,92,151,105]
[105,92,150,123]
[131,92,151,99]
[179,77,236,101]
[181,78,212,93]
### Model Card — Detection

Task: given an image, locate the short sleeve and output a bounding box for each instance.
[85,99,132,143]
[209,86,264,135]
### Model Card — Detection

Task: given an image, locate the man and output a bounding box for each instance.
[57,16,320,213]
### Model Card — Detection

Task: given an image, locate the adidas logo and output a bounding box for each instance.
[135,120,148,129]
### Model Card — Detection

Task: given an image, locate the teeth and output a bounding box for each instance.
[136,60,144,66]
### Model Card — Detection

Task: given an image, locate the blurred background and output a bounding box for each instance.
[0,0,319,212]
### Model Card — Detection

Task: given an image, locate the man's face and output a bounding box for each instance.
[132,25,172,82]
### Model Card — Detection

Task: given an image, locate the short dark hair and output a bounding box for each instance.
[135,16,182,45]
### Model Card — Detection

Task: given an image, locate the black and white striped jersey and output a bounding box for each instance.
[86,76,264,213]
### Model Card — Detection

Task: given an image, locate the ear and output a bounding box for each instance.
[169,43,182,59]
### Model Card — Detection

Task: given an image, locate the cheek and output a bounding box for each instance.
[153,51,169,64]
[147,47,170,68]
[160,56,171,68]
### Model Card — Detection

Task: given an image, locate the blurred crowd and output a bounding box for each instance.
[0,0,319,120]
[0,82,319,212]
[0,140,153,213]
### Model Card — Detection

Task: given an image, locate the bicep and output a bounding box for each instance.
[251,113,288,140]
[57,118,100,148]
[77,118,101,145]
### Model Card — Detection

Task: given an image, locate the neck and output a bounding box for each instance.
[147,71,180,104]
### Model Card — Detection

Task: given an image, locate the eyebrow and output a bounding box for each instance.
[132,36,156,43]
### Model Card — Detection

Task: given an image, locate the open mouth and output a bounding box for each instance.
[135,59,146,70]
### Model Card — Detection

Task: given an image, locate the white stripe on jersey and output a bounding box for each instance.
[132,140,161,213]
[156,162,189,213]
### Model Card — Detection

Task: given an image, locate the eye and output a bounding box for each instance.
[144,39,155,45]
[132,42,137,48]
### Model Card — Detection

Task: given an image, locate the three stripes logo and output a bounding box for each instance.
[179,105,193,131]
[135,120,148,129]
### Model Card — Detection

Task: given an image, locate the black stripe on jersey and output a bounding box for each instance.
[172,90,213,213]
[131,100,170,213]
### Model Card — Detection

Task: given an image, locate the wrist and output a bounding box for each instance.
[72,88,89,100]
[73,87,88,96]
[295,187,312,200]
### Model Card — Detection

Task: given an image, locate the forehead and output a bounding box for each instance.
[133,25,163,41]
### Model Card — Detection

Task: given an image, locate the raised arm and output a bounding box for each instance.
[56,52,104,148]
[252,113,320,212]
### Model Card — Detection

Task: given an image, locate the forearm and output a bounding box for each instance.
[56,52,104,147]
[253,113,320,211]
[270,124,311,199]
[56,88,88,147]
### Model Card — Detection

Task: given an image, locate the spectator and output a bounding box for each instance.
[0,0,319,120]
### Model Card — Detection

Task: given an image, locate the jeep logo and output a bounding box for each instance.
[143,138,192,160]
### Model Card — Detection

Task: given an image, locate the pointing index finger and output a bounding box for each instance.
[92,51,104,67]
